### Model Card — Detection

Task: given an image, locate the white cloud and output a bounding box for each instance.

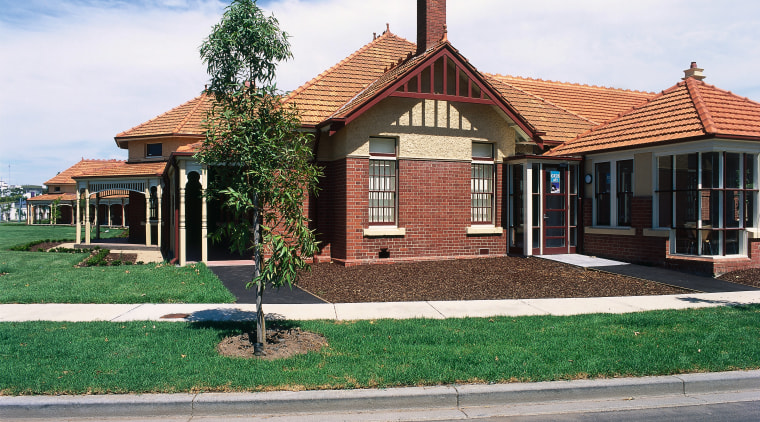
[2,0,760,185]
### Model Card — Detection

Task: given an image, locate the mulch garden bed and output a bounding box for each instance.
[297,256,690,303]
[29,241,66,252]
[718,269,760,288]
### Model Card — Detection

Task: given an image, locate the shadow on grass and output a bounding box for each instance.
[676,297,760,308]
[187,317,301,341]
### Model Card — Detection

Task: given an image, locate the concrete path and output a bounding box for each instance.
[539,254,758,293]
[2,291,760,322]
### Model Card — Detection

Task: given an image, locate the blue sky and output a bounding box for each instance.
[2,0,760,186]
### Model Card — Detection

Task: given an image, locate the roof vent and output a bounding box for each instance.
[683,62,706,81]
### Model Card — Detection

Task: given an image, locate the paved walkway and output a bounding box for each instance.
[208,265,326,304]
[2,291,760,322]
[539,254,758,293]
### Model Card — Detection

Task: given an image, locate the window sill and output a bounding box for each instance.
[363,227,406,237]
[666,253,748,261]
[585,227,636,236]
[643,228,670,238]
[466,226,504,235]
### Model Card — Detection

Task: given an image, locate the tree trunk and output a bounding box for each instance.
[253,195,266,356]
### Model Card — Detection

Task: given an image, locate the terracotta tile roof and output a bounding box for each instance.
[73,161,167,179]
[27,193,78,202]
[44,159,126,186]
[485,74,654,144]
[115,92,212,142]
[284,31,416,125]
[327,42,438,120]
[175,141,203,154]
[549,78,760,156]
[488,75,654,124]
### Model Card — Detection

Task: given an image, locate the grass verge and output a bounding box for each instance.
[1,305,759,395]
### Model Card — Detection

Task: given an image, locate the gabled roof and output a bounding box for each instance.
[548,78,760,156]
[115,92,212,146]
[44,159,126,186]
[317,41,542,141]
[284,31,417,126]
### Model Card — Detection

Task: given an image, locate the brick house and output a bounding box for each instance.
[66,0,760,275]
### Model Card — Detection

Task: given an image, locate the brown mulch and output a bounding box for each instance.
[718,269,760,288]
[297,256,689,303]
[30,241,66,252]
[217,327,328,360]
[103,252,138,265]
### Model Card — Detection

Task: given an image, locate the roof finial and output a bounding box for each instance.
[373,32,376,40]
[441,24,447,42]
[386,23,390,33]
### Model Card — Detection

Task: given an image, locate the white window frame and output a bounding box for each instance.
[471,142,495,226]
[652,143,760,257]
[591,155,634,228]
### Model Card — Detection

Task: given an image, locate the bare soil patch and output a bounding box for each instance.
[103,252,138,265]
[31,241,66,252]
[298,256,688,303]
[217,327,327,360]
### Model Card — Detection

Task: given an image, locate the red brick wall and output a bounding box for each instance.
[317,157,506,265]
[417,0,446,53]
[581,196,666,266]
[582,196,760,275]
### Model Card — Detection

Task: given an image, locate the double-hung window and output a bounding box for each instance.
[368,137,397,225]
[594,159,633,226]
[471,142,495,224]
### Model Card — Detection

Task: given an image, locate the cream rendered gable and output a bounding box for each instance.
[318,97,518,162]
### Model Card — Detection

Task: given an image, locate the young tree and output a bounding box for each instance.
[197,0,321,355]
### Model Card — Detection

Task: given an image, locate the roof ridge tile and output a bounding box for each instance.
[485,73,655,95]
[685,78,717,134]
[175,91,210,133]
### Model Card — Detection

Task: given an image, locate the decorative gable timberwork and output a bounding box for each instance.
[323,43,542,146]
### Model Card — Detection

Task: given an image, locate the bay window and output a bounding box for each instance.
[656,151,758,256]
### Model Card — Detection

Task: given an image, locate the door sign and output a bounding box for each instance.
[550,171,561,193]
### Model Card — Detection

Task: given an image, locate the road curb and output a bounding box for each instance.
[2,370,759,419]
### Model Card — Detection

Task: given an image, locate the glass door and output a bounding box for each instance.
[542,165,573,254]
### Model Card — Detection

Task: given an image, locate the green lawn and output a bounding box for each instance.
[0,224,235,304]
[1,305,759,395]
[0,223,122,249]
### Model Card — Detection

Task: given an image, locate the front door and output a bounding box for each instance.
[542,165,576,254]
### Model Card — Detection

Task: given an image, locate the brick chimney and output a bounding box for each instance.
[683,61,706,81]
[417,0,446,54]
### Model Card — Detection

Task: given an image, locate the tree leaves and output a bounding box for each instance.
[196,0,322,293]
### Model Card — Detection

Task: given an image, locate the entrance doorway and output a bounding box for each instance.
[542,164,576,254]
[508,159,580,256]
